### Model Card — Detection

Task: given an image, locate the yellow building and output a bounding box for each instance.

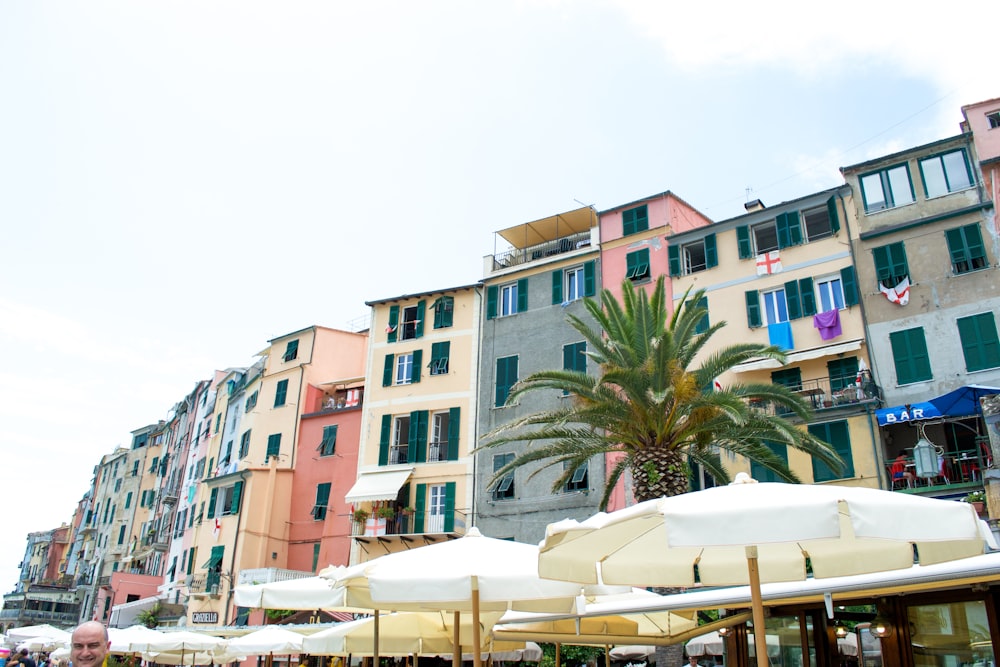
[667,187,883,488]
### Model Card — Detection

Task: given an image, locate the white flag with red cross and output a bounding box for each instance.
[756,250,782,275]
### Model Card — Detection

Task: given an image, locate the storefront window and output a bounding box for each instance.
[908,600,994,667]
[749,614,817,667]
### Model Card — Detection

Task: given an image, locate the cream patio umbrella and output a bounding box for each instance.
[537,475,995,666]
[322,527,630,667]
[233,576,356,611]
[130,629,227,665]
[224,625,307,656]
[6,625,70,645]
[108,625,166,654]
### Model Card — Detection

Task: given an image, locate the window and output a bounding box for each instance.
[282,339,299,362]
[669,235,718,277]
[391,416,410,465]
[988,111,1000,129]
[827,357,859,393]
[816,275,845,312]
[761,288,788,325]
[114,478,122,492]
[318,425,338,456]
[625,248,650,282]
[872,242,909,286]
[486,279,527,319]
[396,352,414,385]
[313,483,331,520]
[492,453,515,500]
[238,430,251,459]
[686,296,709,334]
[751,220,780,254]
[749,441,788,483]
[429,341,450,375]
[400,302,425,340]
[215,413,222,433]
[204,545,224,591]
[802,204,835,241]
[564,461,589,492]
[383,351,422,386]
[311,544,320,573]
[552,261,596,304]
[946,224,988,274]
[495,356,519,407]
[150,456,159,474]
[266,433,282,461]
[860,164,914,213]
[622,204,648,236]
[771,367,802,391]
[890,327,932,385]
[920,149,972,198]
[131,460,140,476]
[500,283,519,317]
[563,341,587,375]
[124,492,132,509]
[274,379,288,407]
[432,296,454,329]
[208,481,244,518]
[429,410,453,462]
[809,420,854,482]
[117,525,126,545]
[957,312,1000,372]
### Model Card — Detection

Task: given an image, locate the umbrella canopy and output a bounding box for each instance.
[684,631,724,656]
[322,527,629,667]
[225,626,306,656]
[142,648,245,665]
[108,626,166,654]
[16,635,69,652]
[302,611,506,656]
[6,625,70,643]
[129,629,226,652]
[233,576,351,611]
[610,645,654,661]
[538,476,995,665]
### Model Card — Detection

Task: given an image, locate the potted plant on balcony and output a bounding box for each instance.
[965,490,986,514]
[401,506,415,516]
[376,506,397,520]
[352,508,370,524]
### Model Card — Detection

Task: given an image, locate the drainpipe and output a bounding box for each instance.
[223,469,251,625]
[839,192,889,487]
[471,285,484,530]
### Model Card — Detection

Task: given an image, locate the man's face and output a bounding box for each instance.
[70,624,109,667]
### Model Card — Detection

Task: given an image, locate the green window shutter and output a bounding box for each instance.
[827,357,859,393]
[516,278,528,313]
[551,270,563,305]
[443,482,456,532]
[704,234,718,268]
[872,245,889,282]
[432,296,454,329]
[486,285,498,320]
[787,211,802,246]
[186,549,195,575]
[207,488,218,518]
[946,227,967,266]
[625,248,650,281]
[378,415,391,466]
[798,277,816,317]
[414,300,426,339]
[750,441,788,483]
[771,367,802,389]
[495,356,517,407]
[230,480,244,514]
[826,196,840,233]
[958,313,1000,372]
[387,305,399,343]
[890,328,932,384]
[809,420,853,482]
[840,266,859,307]
[410,410,428,463]
[266,434,281,460]
[382,354,394,387]
[874,242,909,284]
[447,407,460,460]
[964,224,986,264]
[413,484,426,533]
[776,213,790,249]
[622,205,648,236]
[411,349,422,383]
[695,296,709,334]
[583,260,596,296]
[785,279,802,320]
[745,290,762,328]
[737,225,753,259]
[274,379,288,407]
[668,245,681,277]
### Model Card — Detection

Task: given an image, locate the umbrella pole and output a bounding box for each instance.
[604,645,610,667]
[374,610,380,667]
[747,547,769,667]
[453,612,461,667]
[555,643,561,667]
[472,578,483,667]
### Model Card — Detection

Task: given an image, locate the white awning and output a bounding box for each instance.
[345,468,414,503]
[732,339,864,373]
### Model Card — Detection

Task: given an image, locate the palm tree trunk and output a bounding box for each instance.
[631,447,688,501]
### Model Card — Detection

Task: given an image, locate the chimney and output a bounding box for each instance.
[744,199,765,212]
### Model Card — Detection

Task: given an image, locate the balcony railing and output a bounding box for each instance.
[352,509,467,537]
[749,372,882,417]
[492,231,592,271]
[889,445,991,493]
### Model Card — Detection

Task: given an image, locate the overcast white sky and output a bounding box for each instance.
[1,1,996,602]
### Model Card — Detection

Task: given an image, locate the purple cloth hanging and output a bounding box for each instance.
[813,309,842,340]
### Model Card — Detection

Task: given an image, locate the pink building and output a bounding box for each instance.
[962,97,1000,222]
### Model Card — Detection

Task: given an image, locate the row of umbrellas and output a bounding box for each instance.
[10,478,995,667]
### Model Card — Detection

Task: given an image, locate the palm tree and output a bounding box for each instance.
[478,276,842,507]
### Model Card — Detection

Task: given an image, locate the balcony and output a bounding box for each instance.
[492,231,592,271]
[748,372,882,417]
[352,508,468,539]
[888,445,990,500]
[186,574,219,597]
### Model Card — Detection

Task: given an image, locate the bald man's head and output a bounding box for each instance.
[70,622,109,667]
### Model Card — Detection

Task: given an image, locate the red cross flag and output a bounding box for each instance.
[756,250,782,275]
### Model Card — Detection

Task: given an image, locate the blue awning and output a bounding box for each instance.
[876,385,1000,426]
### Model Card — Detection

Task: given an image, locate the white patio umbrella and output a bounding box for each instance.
[16,635,68,652]
[6,626,70,643]
[130,629,227,665]
[538,476,995,666]
[684,630,724,656]
[323,527,629,667]
[610,645,654,661]
[108,625,166,654]
[233,576,353,611]
[225,626,306,656]
[142,648,245,665]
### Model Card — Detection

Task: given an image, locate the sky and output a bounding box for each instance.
[1,0,997,602]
